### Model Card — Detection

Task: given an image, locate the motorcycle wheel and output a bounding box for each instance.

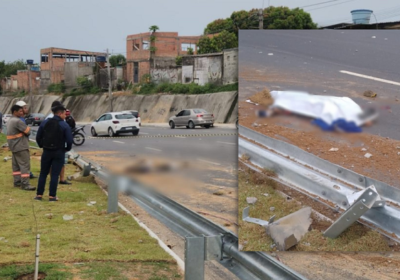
[73,132,85,146]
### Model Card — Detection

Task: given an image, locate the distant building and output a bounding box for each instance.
[321,20,400,29]
[126,32,208,84]
[1,68,40,93]
[40,47,106,91]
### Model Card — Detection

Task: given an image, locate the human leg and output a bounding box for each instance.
[36,150,53,196]
[49,150,65,198]
[11,152,21,187]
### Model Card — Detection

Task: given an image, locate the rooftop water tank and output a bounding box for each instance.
[351,9,373,24]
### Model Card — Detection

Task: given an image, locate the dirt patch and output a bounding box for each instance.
[239,100,400,187]
[249,88,274,107]
[15,273,47,280]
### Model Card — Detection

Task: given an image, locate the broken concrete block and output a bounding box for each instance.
[246,197,257,205]
[265,207,312,251]
[361,148,367,152]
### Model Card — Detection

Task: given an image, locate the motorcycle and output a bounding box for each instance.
[72,125,86,146]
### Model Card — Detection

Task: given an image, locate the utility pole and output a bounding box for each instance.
[258,9,264,30]
[106,48,113,112]
[28,64,32,106]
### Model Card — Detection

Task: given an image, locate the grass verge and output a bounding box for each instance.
[0,135,181,279]
[238,165,392,252]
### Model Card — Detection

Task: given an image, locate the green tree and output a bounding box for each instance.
[0,60,26,79]
[203,6,317,35]
[197,31,238,54]
[263,7,317,29]
[204,18,235,35]
[109,54,126,67]
[149,25,159,33]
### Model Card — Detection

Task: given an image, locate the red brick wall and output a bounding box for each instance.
[15,71,40,92]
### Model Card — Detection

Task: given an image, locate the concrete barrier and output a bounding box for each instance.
[0,91,237,124]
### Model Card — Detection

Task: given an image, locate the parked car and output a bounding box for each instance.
[2,114,11,125]
[90,112,140,137]
[122,110,141,126]
[169,109,214,129]
[25,113,45,126]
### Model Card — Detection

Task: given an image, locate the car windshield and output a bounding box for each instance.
[115,114,134,119]
[193,109,208,114]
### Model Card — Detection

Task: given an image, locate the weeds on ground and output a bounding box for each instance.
[238,166,392,252]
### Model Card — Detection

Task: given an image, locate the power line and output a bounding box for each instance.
[299,0,347,9]
[305,0,357,12]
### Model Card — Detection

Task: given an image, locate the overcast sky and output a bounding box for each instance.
[1,0,400,63]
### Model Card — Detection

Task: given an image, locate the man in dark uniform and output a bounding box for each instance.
[35,104,72,201]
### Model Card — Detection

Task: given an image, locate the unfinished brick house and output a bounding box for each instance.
[1,69,40,93]
[40,47,106,91]
[126,32,206,84]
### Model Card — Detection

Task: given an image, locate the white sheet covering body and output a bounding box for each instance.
[269,91,364,126]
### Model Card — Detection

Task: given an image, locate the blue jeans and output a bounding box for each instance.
[37,149,65,197]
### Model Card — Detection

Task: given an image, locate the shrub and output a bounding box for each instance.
[47,83,66,93]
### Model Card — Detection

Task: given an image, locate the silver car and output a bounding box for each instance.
[169,109,214,129]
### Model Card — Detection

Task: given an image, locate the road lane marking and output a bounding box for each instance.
[340,70,400,86]
[197,158,221,166]
[113,141,125,144]
[217,141,236,145]
[175,136,187,138]
[145,147,162,152]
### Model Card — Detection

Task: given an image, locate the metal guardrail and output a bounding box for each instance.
[72,152,308,280]
[238,125,400,242]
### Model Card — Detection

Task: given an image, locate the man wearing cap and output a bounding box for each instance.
[15,100,37,179]
[6,105,36,191]
[35,104,72,201]
[45,100,71,185]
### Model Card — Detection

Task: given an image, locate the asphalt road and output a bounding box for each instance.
[239,30,400,139]
[30,125,238,187]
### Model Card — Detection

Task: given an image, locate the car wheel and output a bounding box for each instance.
[91,127,97,137]
[132,131,139,136]
[169,121,175,129]
[188,121,195,129]
[204,125,210,129]
[108,127,115,137]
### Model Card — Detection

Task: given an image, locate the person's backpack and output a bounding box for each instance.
[41,118,64,150]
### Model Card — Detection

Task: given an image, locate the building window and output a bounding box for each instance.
[142,41,149,50]
[133,43,140,51]
[41,54,49,63]
[181,43,195,51]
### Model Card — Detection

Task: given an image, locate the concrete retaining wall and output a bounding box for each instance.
[0,91,237,124]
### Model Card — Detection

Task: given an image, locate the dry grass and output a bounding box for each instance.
[249,88,274,107]
[0,138,174,265]
[238,167,393,252]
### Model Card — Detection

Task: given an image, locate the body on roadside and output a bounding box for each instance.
[35,104,73,201]
[6,105,35,191]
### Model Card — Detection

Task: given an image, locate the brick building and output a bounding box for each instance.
[1,69,40,93]
[126,32,207,84]
[40,47,106,91]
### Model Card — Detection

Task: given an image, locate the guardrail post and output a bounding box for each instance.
[107,176,119,213]
[185,235,223,280]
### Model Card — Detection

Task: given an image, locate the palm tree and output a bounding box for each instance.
[149,25,159,33]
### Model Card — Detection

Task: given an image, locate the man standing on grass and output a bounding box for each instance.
[6,105,36,191]
[15,100,37,179]
[45,100,72,185]
[35,104,72,201]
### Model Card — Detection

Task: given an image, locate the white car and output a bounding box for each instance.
[122,110,141,127]
[2,114,11,125]
[90,112,140,137]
